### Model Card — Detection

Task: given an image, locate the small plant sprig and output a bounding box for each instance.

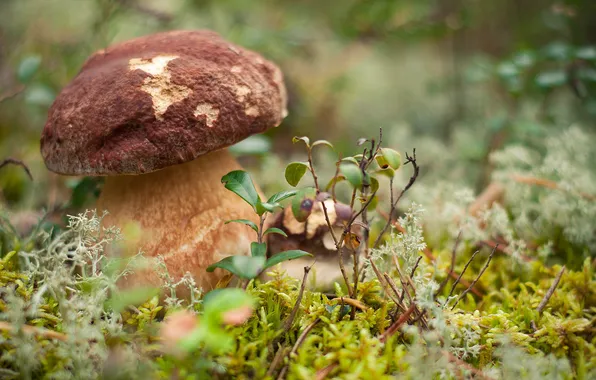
[284,130,417,301]
[206,170,312,285]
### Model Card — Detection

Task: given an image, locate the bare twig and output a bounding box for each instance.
[331,297,367,311]
[443,351,494,380]
[479,240,534,263]
[266,345,290,378]
[373,149,420,249]
[315,363,338,380]
[536,266,566,313]
[445,249,480,303]
[0,321,67,341]
[282,265,312,331]
[0,158,33,181]
[451,245,497,310]
[435,231,462,296]
[409,256,423,279]
[276,319,320,380]
[379,303,416,342]
[511,174,595,201]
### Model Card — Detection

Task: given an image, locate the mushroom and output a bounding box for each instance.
[40,30,287,293]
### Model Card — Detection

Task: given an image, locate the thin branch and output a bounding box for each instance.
[315,363,338,380]
[436,231,462,296]
[451,245,497,310]
[536,266,566,313]
[445,249,480,303]
[379,303,416,342]
[373,149,420,248]
[443,351,494,380]
[0,158,33,181]
[511,174,595,201]
[0,321,67,342]
[409,256,423,279]
[282,265,312,331]
[266,345,290,378]
[276,319,320,380]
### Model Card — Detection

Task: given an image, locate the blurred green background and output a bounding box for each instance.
[1,0,595,213]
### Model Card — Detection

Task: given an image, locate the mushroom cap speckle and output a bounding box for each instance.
[41,30,287,175]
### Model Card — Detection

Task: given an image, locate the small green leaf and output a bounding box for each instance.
[206,255,266,279]
[285,162,309,187]
[264,250,312,269]
[17,55,41,83]
[376,148,402,170]
[368,195,379,211]
[268,189,298,204]
[105,287,160,313]
[225,219,258,233]
[311,140,334,149]
[256,200,279,216]
[221,170,260,210]
[292,136,310,146]
[263,227,288,237]
[369,176,379,193]
[340,163,363,188]
[292,187,316,222]
[251,242,267,258]
[207,256,236,274]
[325,174,346,191]
[375,167,395,178]
[341,157,359,165]
[233,255,266,279]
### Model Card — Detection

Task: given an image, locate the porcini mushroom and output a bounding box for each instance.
[40,30,287,292]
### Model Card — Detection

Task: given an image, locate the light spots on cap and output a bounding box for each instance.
[230,65,242,73]
[245,106,259,117]
[129,55,192,121]
[235,85,251,102]
[193,103,220,127]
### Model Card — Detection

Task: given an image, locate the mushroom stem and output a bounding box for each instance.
[97,149,257,293]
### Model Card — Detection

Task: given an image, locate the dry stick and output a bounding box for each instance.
[379,303,417,343]
[276,319,320,380]
[378,211,483,298]
[451,245,497,310]
[308,146,353,298]
[0,158,33,181]
[511,174,596,201]
[409,256,423,279]
[282,266,312,331]
[435,231,463,296]
[391,261,429,329]
[479,240,534,263]
[383,274,408,314]
[443,351,494,380]
[315,363,338,380]
[0,321,67,342]
[266,345,290,378]
[536,266,566,313]
[373,150,420,249]
[445,249,480,303]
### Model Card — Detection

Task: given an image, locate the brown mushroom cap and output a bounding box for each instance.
[40,30,287,175]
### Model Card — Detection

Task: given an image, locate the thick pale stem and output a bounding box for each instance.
[97,149,258,293]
